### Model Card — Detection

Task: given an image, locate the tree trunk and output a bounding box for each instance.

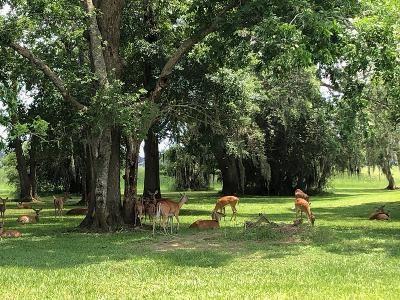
[123,135,140,224]
[143,126,161,198]
[106,127,123,226]
[29,135,38,199]
[80,141,96,227]
[14,138,33,201]
[382,164,396,190]
[211,136,241,195]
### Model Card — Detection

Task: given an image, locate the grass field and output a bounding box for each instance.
[1,171,400,299]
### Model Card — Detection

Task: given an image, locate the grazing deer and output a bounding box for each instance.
[53,196,65,217]
[0,222,22,238]
[17,208,42,224]
[152,193,188,234]
[0,197,7,220]
[17,202,32,209]
[213,195,239,221]
[134,197,145,226]
[66,207,88,215]
[189,211,225,229]
[294,198,315,226]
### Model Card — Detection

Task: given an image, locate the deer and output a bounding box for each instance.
[189,211,225,229]
[213,195,239,221]
[53,195,65,217]
[244,213,271,229]
[65,207,88,215]
[292,189,310,211]
[369,205,390,220]
[294,198,315,226]
[133,197,145,226]
[0,222,22,238]
[17,208,42,224]
[152,193,188,234]
[0,197,7,220]
[144,198,157,223]
[17,202,32,209]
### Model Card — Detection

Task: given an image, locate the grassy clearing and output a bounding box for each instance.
[1,173,400,299]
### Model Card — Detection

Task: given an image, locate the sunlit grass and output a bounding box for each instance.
[0,171,399,299]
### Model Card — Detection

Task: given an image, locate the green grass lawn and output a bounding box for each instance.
[1,173,400,299]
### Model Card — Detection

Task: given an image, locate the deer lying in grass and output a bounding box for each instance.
[369,205,390,220]
[53,196,65,217]
[152,193,188,234]
[17,202,32,209]
[244,213,271,229]
[66,207,88,215]
[0,197,7,221]
[213,195,239,221]
[189,211,225,229]
[134,197,145,226]
[0,222,22,238]
[294,198,315,226]
[17,208,42,224]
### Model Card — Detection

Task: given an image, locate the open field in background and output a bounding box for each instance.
[1,170,400,299]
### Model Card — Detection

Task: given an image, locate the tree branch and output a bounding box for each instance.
[9,42,87,112]
[82,0,109,87]
[150,0,248,102]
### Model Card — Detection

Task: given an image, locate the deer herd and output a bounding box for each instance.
[0,186,393,238]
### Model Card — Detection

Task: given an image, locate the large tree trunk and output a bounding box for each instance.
[211,136,241,195]
[143,127,161,198]
[14,138,33,201]
[80,141,96,227]
[123,135,140,224]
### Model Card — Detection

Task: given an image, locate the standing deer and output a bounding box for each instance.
[294,189,310,202]
[0,222,22,238]
[144,198,157,223]
[17,208,42,224]
[189,211,225,229]
[134,197,145,226]
[0,197,7,221]
[294,198,315,226]
[292,189,310,211]
[213,195,239,221]
[152,193,188,234]
[53,196,65,217]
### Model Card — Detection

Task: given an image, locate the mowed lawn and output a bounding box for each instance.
[1,173,400,299]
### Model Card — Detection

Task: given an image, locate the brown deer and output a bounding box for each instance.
[0,197,7,220]
[134,197,145,226]
[294,189,310,202]
[0,222,22,238]
[369,205,390,220]
[144,199,157,223]
[17,208,42,224]
[53,195,65,217]
[66,207,88,215]
[17,202,32,209]
[294,198,315,226]
[152,193,188,234]
[213,195,239,221]
[189,211,225,229]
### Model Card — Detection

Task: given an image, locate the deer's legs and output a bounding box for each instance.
[175,215,180,232]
